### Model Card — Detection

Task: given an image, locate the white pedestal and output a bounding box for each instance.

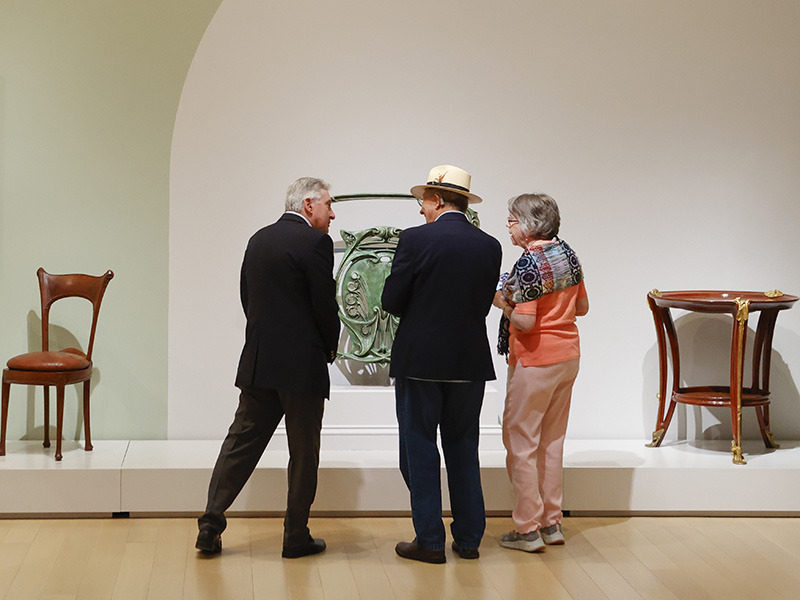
[3,439,800,516]
[268,384,504,451]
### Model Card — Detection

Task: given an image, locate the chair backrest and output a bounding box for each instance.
[38,267,114,360]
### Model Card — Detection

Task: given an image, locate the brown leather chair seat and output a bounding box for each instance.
[7,350,90,372]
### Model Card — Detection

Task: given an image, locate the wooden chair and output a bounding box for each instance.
[1,268,114,461]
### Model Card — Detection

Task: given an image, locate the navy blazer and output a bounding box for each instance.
[235,213,340,398]
[382,211,502,381]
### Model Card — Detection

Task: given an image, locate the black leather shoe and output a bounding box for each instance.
[395,540,446,564]
[195,527,222,555]
[452,541,480,559]
[282,536,326,558]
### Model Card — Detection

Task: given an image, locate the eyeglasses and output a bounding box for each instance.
[507,217,519,226]
[416,193,437,206]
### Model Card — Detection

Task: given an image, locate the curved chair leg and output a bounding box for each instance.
[0,379,9,457]
[43,385,51,448]
[83,380,93,452]
[55,385,65,461]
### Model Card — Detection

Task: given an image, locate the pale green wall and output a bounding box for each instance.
[0,0,222,440]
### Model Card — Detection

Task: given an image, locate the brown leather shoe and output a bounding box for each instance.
[452,541,480,559]
[282,536,326,558]
[195,527,222,555]
[395,540,446,564]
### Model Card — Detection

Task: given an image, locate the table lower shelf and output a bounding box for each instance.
[674,386,770,407]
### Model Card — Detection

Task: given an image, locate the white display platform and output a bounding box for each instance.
[288,385,505,451]
[2,439,800,516]
[0,441,127,514]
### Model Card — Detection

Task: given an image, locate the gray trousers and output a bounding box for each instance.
[198,386,324,547]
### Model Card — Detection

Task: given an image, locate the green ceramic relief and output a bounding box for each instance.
[335,226,402,363]
[332,194,480,365]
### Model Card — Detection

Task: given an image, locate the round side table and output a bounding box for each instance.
[646,290,798,464]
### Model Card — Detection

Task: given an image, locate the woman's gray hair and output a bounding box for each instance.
[508,193,561,240]
[285,177,331,212]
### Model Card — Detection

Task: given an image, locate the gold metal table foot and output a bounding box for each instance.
[765,430,780,449]
[645,428,665,448]
[731,440,747,465]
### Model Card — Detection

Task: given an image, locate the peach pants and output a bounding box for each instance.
[503,358,580,534]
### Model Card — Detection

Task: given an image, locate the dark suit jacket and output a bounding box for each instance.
[235,212,340,398]
[382,211,502,381]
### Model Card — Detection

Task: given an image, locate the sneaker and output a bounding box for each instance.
[541,523,565,545]
[499,530,545,553]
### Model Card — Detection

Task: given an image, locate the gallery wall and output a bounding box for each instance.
[2,1,799,446]
[170,0,800,442]
[0,0,222,440]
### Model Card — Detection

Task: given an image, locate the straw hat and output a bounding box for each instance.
[410,164,483,204]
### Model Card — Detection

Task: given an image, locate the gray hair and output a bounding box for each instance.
[285,177,331,212]
[508,193,561,240]
[436,189,468,212]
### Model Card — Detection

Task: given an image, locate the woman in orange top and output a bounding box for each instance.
[493,193,589,553]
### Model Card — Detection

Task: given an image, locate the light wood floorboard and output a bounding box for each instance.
[1,516,799,599]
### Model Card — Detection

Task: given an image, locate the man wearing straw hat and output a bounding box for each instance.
[382,165,502,563]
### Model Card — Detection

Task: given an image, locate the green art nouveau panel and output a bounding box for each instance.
[336,225,402,363]
[333,194,480,369]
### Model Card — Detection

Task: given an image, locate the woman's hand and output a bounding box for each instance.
[493,290,514,310]
[493,290,505,309]
[496,291,536,332]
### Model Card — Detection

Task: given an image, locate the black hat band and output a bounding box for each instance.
[426,181,470,193]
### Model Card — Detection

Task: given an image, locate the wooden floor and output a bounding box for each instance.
[1,516,799,599]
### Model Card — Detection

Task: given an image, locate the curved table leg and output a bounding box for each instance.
[730,299,749,465]
[646,300,674,447]
[657,309,682,444]
[756,311,780,449]
[755,405,779,449]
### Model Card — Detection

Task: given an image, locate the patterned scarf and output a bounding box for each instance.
[497,238,583,356]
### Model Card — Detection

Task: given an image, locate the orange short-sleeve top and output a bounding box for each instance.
[508,280,587,367]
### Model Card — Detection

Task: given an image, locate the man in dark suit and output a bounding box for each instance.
[196,177,340,558]
[382,165,502,563]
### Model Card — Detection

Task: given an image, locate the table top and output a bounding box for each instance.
[648,290,798,313]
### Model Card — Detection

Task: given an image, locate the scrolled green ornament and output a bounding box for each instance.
[335,226,402,363]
